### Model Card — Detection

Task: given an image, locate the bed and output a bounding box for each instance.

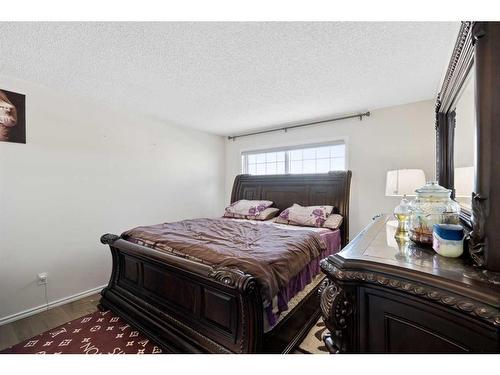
[99,171,352,353]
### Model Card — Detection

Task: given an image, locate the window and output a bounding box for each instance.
[241,142,346,175]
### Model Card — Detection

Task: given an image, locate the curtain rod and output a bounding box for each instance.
[227,111,370,141]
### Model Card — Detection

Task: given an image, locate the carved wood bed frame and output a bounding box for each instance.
[99,171,352,353]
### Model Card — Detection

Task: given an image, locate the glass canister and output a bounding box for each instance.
[408,181,460,245]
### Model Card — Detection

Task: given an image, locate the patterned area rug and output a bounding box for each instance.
[1,309,327,354]
[296,318,329,354]
[1,310,162,354]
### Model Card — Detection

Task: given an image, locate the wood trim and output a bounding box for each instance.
[435,111,455,193]
[320,259,500,328]
[436,21,474,212]
[472,22,500,272]
[435,21,473,192]
[0,284,106,326]
[437,22,475,114]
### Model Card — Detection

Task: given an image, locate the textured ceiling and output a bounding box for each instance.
[0,22,459,136]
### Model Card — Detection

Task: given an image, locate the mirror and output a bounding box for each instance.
[436,21,500,270]
[435,21,475,228]
[453,69,475,211]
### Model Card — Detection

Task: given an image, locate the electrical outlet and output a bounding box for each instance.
[37,273,48,285]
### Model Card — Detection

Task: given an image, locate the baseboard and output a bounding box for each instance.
[0,284,106,326]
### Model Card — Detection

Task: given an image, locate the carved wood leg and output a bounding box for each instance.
[318,278,354,353]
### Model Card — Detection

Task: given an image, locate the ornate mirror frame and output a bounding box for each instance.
[435,22,474,226]
[436,21,500,272]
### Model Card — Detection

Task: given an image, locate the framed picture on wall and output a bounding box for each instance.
[0,88,26,144]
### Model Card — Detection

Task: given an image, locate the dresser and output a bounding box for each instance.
[319,215,500,353]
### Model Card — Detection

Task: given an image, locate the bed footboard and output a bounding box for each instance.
[99,233,263,353]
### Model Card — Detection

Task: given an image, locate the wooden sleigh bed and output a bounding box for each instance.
[99,171,352,353]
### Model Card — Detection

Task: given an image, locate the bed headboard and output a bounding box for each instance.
[230,171,352,246]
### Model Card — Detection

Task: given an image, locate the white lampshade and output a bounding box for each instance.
[385,169,426,197]
[455,166,474,198]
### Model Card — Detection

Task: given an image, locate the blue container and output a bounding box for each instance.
[432,224,464,258]
[433,224,464,241]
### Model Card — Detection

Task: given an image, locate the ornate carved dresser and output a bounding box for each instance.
[319,215,500,353]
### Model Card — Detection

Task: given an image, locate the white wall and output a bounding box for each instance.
[225,100,436,239]
[0,79,436,324]
[0,76,225,322]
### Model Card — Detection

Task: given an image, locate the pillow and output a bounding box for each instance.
[276,204,334,228]
[274,215,292,225]
[224,199,274,218]
[223,207,279,221]
[274,204,298,225]
[322,214,343,230]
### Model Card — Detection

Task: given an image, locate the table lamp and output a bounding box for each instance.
[386,169,426,238]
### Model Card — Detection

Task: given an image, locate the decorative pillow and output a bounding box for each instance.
[223,207,279,221]
[224,199,274,218]
[322,214,343,230]
[274,215,290,225]
[274,205,300,225]
[276,204,334,227]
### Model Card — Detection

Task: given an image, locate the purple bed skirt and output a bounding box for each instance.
[264,229,341,327]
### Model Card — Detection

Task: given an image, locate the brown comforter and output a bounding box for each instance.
[122,218,326,305]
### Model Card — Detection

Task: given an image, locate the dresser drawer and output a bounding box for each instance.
[358,286,499,353]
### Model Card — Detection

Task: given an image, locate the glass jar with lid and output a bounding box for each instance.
[408,181,460,245]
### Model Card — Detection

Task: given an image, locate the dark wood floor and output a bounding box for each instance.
[0,294,100,351]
